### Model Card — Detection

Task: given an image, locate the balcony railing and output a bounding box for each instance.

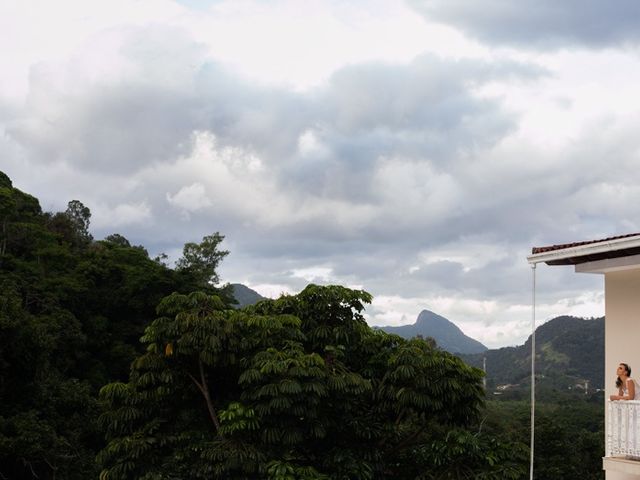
[608,400,640,458]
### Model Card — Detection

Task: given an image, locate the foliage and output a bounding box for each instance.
[65,199,93,246]
[481,399,604,480]
[175,233,229,287]
[98,285,503,479]
[462,316,604,391]
[416,427,527,479]
[0,171,602,479]
[0,172,231,479]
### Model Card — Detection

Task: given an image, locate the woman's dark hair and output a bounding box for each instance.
[616,363,632,388]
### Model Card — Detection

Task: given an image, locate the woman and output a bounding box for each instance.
[610,363,640,400]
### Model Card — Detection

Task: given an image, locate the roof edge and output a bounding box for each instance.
[527,235,640,265]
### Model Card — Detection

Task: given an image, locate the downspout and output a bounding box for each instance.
[530,263,536,480]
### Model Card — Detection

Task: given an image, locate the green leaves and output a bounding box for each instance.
[97,285,503,479]
[219,402,260,435]
[65,200,93,246]
[175,233,229,287]
[267,460,328,480]
[417,428,528,480]
[0,170,534,479]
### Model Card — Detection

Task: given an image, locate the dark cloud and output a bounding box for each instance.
[282,55,529,201]
[3,30,544,308]
[409,0,640,49]
[5,22,538,190]
[7,26,206,173]
[3,19,630,346]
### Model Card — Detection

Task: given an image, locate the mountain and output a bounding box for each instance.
[461,315,604,390]
[379,310,488,354]
[230,283,267,308]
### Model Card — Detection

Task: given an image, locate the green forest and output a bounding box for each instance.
[0,171,603,479]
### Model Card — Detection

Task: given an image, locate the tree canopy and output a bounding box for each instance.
[0,172,231,478]
[98,285,522,479]
[7,171,599,479]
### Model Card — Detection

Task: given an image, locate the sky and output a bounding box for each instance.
[3,0,639,348]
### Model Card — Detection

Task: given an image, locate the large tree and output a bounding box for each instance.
[0,171,235,479]
[0,171,526,479]
[98,285,520,479]
[175,233,229,288]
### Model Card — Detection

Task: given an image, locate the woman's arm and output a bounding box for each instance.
[610,387,625,401]
[611,380,636,400]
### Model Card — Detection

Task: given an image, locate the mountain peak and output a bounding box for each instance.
[379,310,487,354]
[230,283,266,308]
[417,310,457,326]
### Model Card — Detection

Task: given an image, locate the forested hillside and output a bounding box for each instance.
[462,316,604,391]
[0,171,527,479]
[461,316,606,480]
[0,171,233,478]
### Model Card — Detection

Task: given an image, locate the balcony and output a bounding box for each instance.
[604,400,640,476]
[608,400,640,458]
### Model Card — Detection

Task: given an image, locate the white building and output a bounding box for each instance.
[529,233,640,479]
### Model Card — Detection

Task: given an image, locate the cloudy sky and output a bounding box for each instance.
[3,0,639,348]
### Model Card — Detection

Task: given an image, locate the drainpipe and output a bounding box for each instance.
[530,263,536,480]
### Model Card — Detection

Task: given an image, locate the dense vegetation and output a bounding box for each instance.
[0,171,232,478]
[0,171,603,479]
[99,285,529,479]
[462,316,604,391]
[483,393,604,480]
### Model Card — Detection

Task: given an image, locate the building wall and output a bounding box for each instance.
[605,269,640,479]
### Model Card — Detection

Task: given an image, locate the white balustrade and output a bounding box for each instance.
[608,400,640,458]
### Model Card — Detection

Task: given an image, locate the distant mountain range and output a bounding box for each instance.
[378,310,605,391]
[230,288,486,355]
[379,310,488,354]
[461,315,604,390]
[230,283,266,308]
[229,288,604,390]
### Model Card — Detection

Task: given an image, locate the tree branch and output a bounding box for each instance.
[20,458,39,479]
[384,424,428,456]
[394,408,406,426]
[188,359,222,435]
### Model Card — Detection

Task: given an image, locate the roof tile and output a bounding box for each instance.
[532,233,640,255]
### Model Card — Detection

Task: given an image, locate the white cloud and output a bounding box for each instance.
[246,283,294,299]
[181,0,485,90]
[92,201,152,229]
[167,183,212,213]
[290,266,334,283]
[297,130,327,157]
[3,0,636,349]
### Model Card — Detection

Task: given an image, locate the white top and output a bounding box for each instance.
[622,378,640,400]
